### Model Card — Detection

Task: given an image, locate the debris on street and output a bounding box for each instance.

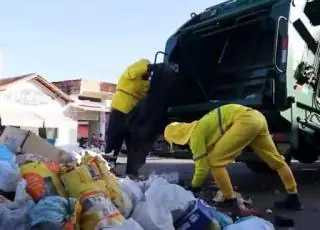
[0,126,278,230]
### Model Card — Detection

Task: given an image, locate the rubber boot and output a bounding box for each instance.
[274,194,303,211]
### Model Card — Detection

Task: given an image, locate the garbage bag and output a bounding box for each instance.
[211,207,233,228]
[138,172,180,192]
[16,153,50,165]
[131,198,175,230]
[0,145,16,161]
[0,160,20,192]
[20,161,67,201]
[60,163,106,198]
[61,155,133,218]
[119,177,145,207]
[224,216,275,230]
[175,199,225,230]
[90,155,133,217]
[0,179,35,230]
[80,193,125,230]
[149,171,180,184]
[145,177,195,222]
[27,196,80,230]
[110,218,143,230]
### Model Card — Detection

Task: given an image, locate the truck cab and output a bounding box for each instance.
[163,0,320,172]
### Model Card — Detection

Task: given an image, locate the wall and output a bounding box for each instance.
[0,80,78,145]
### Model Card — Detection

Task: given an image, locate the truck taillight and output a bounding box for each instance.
[281,35,288,63]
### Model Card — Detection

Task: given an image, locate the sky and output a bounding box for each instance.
[0,0,224,83]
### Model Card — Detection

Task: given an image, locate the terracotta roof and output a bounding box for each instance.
[52,79,82,95]
[0,74,34,90]
[0,73,72,104]
[52,79,116,96]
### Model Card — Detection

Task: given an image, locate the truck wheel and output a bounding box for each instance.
[292,132,319,164]
[245,147,293,174]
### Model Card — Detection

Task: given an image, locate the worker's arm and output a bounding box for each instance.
[192,157,209,188]
[189,123,209,188]
[126,59,150,80]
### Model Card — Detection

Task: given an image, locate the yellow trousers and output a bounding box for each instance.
[208,110,297,199]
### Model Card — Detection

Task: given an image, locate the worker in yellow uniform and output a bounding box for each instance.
[105,59,153,169]
[164,104,302,215]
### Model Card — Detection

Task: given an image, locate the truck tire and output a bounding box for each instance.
[292,132,319,164]
[245,147,293,174]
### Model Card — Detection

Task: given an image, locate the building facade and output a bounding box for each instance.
[0,74,78,146]
[52,79,115,145]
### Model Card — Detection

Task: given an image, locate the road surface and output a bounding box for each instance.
[116,157,320,230]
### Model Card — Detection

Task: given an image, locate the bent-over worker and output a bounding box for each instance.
[164,104,302,215]
[105,59,152,159]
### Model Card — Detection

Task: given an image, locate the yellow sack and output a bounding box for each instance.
[79,193,124,230]
[60,162,106,198]
[64,200,82,230]
[82,155,133,218]
[20,161,67,201]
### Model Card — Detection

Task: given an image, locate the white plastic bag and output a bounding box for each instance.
[145,177,195,222]
[132,198,174,230]
[0,179,35,230]
[149,171,179,184]
[224,217,275,230]
[110,218,144,230]
[119,177,145,207]
[0,161,20,192]
[138,172,180,192]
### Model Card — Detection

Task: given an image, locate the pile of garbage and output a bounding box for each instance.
[0,127,276,230]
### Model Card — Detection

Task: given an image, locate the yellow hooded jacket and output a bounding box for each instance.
[164,104,249,188]
[111,59,151,114]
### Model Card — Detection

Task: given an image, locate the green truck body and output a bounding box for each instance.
[160,0,320,172]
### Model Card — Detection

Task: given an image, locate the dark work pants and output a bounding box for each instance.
[124,64,175,175]
[105,108,150,175]
[105,109,127,157]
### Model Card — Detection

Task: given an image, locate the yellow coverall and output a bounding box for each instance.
[164,104,298,199]
[111,59,151,114]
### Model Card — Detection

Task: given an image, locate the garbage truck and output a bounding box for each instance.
[160,0,320,173]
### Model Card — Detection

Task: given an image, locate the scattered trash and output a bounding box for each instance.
[149,171,180,184]
[224,216,275,230]
[0,145,16,162]
[212,207,233,228]
[212,191,252,210]
[0,126,287,230]
[110,218,143,230]
[60,155,133,218]
[27,196,80,230]
[0,160,20,192]
[16,153,50,165]
[144,177,196,222]
[20,161,67,201]
[132,196,175,230]
[0,179,35,230]
[80,193,125,230]
[175,199,226,230]
[119,177,145,207]
[265,208,273,214]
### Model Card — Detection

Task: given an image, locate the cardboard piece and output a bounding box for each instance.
[0,126,65,162]
[175,199,218,230]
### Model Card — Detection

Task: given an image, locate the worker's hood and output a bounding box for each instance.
[128,58,151,79]
[164,121,197,146]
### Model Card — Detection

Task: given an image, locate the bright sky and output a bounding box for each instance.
[0,0,224,83]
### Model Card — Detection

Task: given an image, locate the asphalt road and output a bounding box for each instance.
[115,157,320,230]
